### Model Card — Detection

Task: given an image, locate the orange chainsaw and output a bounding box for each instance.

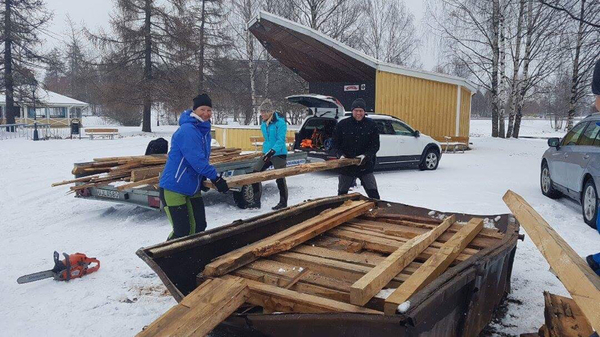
[17,251,100,284]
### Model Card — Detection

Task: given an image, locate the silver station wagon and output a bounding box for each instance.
[541,114,600,228]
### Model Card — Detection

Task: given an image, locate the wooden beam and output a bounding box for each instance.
[137,277,248,337]
[542,292,594,337]
[202,200,374,277]
[327,227,474,262]
[384,218,483,315]
[223,275,381,314]
[131,165,164,182]
[116,176,159,191]
[204,158,360,189]
[350,215,456,306]
[503,190,600,331]
[271,251,410,285]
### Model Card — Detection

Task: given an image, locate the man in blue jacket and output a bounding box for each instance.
[159,93,229,240]
[251,99,288,210]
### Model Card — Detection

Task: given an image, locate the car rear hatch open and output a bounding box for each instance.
[287,94,346,158]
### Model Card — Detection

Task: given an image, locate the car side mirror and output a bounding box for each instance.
[413,130,420,137]
[548,137,560,149]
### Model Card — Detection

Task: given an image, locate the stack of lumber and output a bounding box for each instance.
[51,147,261,191]
[140,200,507,336]
[504,190,600,334]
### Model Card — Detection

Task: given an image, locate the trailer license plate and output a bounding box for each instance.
[97,189,120,199]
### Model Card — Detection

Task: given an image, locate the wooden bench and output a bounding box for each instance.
[86,128,119,140]
[250,136,295,151]
[442,136,467,153]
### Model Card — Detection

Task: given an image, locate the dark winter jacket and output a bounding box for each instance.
[332,116,380,176]
[159,110,217,196]
[261,112,288,156]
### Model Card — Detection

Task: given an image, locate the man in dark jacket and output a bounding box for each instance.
[159,93,229,240]
[332,98,381,199]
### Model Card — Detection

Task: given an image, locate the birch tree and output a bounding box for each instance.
[359,0,420,66]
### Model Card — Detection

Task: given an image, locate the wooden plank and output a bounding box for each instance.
[223,275,381,314]
[503,190,600,332]
[383,218,483,314]
[232,266,387,311]
[350,215,456,306]
[347,219,500,248]
[542,292,594,337]
[327,227,474,262]
[337,224,480,256]
[368,216,504,240]
[271,251,410,285]
[308,235,365,253]
[362,213,443,224]
[131,165,164,182]
[203,158,360,189]
[137,277,248,337]
[245,259,353,292]
[202,200,374,277]
[116,176,160,191]
[291,245,421,274]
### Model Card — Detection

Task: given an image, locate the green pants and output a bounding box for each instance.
[159,188,206,240]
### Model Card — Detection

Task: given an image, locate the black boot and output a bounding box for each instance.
[272,178,288,210]
[251,183,262,209]
[365,189,380,199]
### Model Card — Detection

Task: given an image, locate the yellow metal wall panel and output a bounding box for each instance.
[375,71,471,143]
[213,126,295,151]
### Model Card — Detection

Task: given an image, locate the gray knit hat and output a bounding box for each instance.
[259,99,274,112]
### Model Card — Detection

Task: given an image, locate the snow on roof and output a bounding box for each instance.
[0,88,89,107]
[249,11,477,93]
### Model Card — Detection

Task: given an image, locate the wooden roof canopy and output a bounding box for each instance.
[248,11,476,92]
[248,14,376,83]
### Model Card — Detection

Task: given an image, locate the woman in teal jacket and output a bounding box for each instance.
[252,99,288,210]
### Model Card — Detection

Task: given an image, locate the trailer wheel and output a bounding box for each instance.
[233,183,261,209]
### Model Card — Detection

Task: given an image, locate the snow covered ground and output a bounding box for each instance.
[1,119,598,336]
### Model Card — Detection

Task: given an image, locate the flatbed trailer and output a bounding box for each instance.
[73,151,308,210]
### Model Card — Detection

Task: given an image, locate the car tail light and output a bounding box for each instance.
[148,196,161,208]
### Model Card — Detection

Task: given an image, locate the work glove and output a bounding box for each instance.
[356,155,366,164]
[211,174,229,193]
[262,149,276,162]
[200,177,210,192]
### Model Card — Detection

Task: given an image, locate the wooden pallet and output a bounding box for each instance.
[140,201,506,336]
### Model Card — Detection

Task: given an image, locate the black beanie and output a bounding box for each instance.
[351,98,366,111]
[193,93,212,110]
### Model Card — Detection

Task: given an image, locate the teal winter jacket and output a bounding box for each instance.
[261,112,288,156]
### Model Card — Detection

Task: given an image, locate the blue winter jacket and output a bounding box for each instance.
[159,110,217,196]
[261,112,288,156]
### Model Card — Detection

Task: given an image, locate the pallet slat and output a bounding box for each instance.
[202,200,374,277]
[350,215,456,306]
[384,218,483,314]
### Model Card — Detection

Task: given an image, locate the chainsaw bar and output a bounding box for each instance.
[17,270,55,284]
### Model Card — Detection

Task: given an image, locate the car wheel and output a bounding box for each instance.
[233,183,261,209]
[582,179,598,229]
[540,162,561,199]
[419,148,439,171]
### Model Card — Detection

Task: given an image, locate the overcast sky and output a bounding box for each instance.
[43,0,439,70]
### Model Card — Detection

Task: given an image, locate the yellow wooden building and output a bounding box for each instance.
[249,11,475,144]
[213,125,297,151]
